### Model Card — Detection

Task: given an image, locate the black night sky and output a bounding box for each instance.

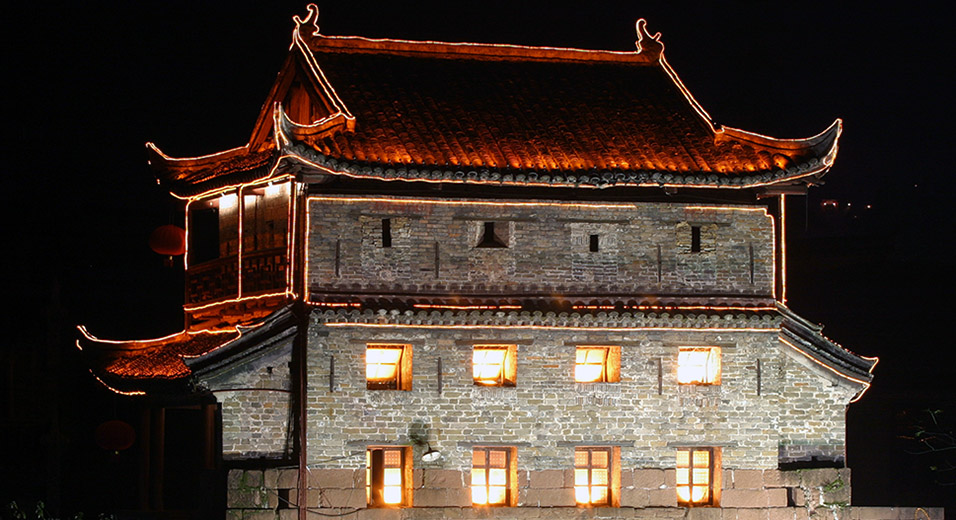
[5,1,954,516]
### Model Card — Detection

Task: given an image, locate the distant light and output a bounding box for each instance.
[866,204,872,209]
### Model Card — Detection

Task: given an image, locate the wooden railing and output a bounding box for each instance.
[186,248,287,305]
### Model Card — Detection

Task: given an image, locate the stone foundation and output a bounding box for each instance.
[226,468,942,520]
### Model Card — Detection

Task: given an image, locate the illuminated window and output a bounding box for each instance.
[676,447,720,506]
[574,346,620,383]
[366,447,410,507]
[367,345,412,390]
[677,347,721,385]
[574,447,616,506]
[471,447,516,506]
[473,345,517,386]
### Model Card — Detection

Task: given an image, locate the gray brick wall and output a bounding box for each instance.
[306,196,775,297]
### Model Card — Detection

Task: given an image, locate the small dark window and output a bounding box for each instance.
[382,218,392,248]
[277,488,292,509]
[190,207,220,264]
[589,234,600,252]
[477,222,507,248]
[690,226,701,253]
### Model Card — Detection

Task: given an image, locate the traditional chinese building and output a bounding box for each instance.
[77,6,934,520]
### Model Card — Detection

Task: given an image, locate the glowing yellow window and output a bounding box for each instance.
[367,345,411,390]
[676,447,719,506]
[575,346,620,383]
[574,447,611,506]
[677,347,721,385]
[471,447,514,506]
[473,345,516,386]
[366,447,408,507]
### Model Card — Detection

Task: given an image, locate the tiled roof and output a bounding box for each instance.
[77,307,297,395]
[300,43,836,181]
[149,12,840,196]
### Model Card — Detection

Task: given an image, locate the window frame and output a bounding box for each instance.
[366,446,412,508]
[366,344,413,391]
[574,446,619,507]
[472,345,517,387]
[471,446,517,507]
[676,447,721,507]
[677,346,721,386]
[574,346,621,383]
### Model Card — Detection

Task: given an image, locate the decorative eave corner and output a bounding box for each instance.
[290,5,355,129]
[273,102,351,150]
[775,303,878,401]
[719,119,842,183]
[634,19,664,61]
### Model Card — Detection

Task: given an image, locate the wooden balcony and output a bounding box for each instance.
[186,248,287,305]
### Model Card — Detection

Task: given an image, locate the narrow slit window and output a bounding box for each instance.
[691,226,701,253]
[676,447,719,506]
[472,447,514,506]
[677,347,721,385]
[381,218,392,248]
[575,447,612,506]
[589,234,600,252]
[367,447,408,507]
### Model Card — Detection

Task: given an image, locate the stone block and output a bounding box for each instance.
[228,488,266,508]
[733,470,764,489]
[664,468,677,487]
[522,488,575,507]
[264,468,279,489]
[687,506,722,520]
[309,468,361,489]
[517,469,529,489]
[321,488,366,508]
[530,469,566,488]
[355,509,402,520]
[619,487,649,507]
[763,469,800,488]
[278,510,298,520]
[767,488,788,507]
[228,469,244,489]
[768,507,796,520]
[413,487,471,507]
[242,512,277,520]
[422,469,465,488]
[734,508,770,520]
[243,470,264,487]
[648,487,677,507]
[632,469,665,489]
[277,469,298,489]
[722,489,761,508]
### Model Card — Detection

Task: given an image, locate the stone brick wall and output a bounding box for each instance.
[306,196,775,298]
[304,317,851,472]
[202,337,295,460]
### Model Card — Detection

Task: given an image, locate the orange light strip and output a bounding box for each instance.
[311,302,362,308]
[325,322,775,333]
[770,210,777,301]
[88,369,146,396]
[658,55,717,133]
[286,151,820,191]
[571,305,777,312]
[412,304,522,310]
[303,195,313,304]
[147,142,249,164]
[780,194,787,305]
[291,7,355,125]
[182,291,293,312]
[307,195,763,212]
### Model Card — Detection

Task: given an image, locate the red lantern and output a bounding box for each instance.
[95,419,136,452]
[149,225,186,256]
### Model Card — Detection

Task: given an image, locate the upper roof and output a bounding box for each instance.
[150,5,841,197]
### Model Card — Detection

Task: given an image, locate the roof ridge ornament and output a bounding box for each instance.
[635,19,663,60]
[293,3,321,37]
